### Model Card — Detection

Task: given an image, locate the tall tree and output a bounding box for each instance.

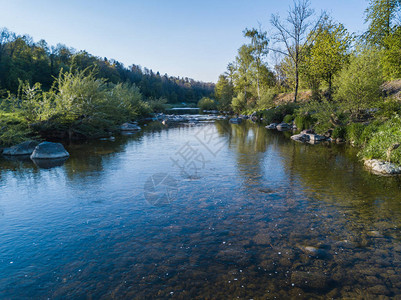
[302,21,352,99]
[270,0,325,102]
[214,75,233,111]
[233,45,254,101]
[364,0,401,46]
[243,26,269,101]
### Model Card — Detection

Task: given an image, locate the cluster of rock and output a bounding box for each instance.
[265,122,297,131]
[1,140,69,168]
[290,130,329,144]
[154,113,227,125]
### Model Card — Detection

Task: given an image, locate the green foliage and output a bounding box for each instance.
[364,0,401,46]
[301,21,352,99]
[346,122,381,147]
[361,115,401,163]
[332,126,347,139]
[262,103,298,124]
[147,97,168,113]
[197,97,217,111]
[294,114,315,131]
[231,93,247,113]
[375,97,401,119]
[257,89,276,110]
[382,26,401,80]
[283,114,294,123]
[0,112,32,146]
[214,75,233,111]
[334,49,384,118]
[295,99,341,133]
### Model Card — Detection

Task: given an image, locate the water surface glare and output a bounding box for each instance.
[1,121,401,299]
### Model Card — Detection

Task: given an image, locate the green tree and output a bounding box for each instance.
[197,97,217,111]
[334,49,384,119]
[382,26,401,79]
[233,45,254,101]
[302,21,352,99]
[214,75,233,111]
[364,0,401,46]
[244,26,269,101]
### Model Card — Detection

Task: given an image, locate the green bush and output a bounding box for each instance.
[261,103,298,124]
[198,97,217,111]
[294,114,315,130]
[332,126,347,139]
[361,115,401,164]
[257,89,276,110]
[283,114,294,124]
[346,123,366,146]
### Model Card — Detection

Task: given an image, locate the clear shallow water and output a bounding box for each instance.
[1,121,401,299]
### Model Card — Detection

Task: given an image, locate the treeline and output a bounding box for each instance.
[212,0,401,114]
[0,28,214,104]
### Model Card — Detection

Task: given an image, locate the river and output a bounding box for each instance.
[1,120,401,299]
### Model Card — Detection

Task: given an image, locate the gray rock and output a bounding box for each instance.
[2,140,39,156]
[364,159,401,175]
[30,142,69,159]
[120,122,141,131]
[276,123,291,131]
[266,123,277,129]
[306,133,326,142]
[291,133,310,143]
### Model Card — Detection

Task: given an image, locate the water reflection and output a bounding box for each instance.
[1,120,401,299]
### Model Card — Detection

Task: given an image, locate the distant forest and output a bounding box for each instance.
[0,28,214,104]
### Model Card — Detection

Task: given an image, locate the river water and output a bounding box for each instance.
[1,120,401,299]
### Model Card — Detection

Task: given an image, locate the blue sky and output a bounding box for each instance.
[1,0,368,83]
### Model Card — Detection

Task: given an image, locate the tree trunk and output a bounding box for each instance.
[294,63,299,103]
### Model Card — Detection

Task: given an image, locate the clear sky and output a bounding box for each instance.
[1,0,368,83]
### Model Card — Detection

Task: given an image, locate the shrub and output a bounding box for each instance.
[332,126,347,139]
[198,97,217,111]
[257,89,276,110]
[283,114,294,124]
[361,115,401,164]
[231,93,247,113]
[294,114,315,130]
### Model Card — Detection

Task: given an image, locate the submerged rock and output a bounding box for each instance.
[30,142,69,159]
[2,140,39,156]
[364,159,401,175]
[229,118,242,124]
[120,122,141,131]
[291,271,330,290]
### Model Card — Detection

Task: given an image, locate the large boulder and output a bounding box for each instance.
[364,159,401,175]
[30,142,69,159]
[2,140,39,156]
